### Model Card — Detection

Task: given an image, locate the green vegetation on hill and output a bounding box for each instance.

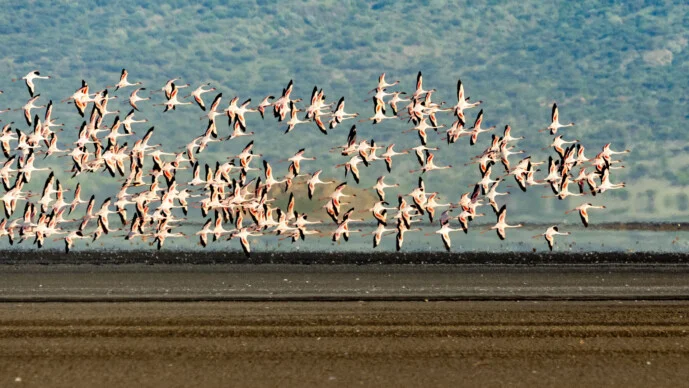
[0,0,686,221]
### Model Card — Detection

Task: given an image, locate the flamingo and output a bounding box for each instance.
[128,88,150,111]
[285,148,316,175]
[273,80,296,121]
[372,223,396,248]
[329,97,359,129]
[544,135,579,158]
[153,227,186,251]
[159,84,192,112]
[63,79,89,117]
[565,203,606,227]
[601,143,631,160]
[469,109,496,145]
[533,226,571,251]
[476,165,500,194]
[408,145,439,167]
[412,71,435,100]
[543,176,584,200]
[359,99,396,124]
[307,170,334,199]
[13,70,50,97]
[597,168,626,193]
[203,93,224,123]
[370,73,400,92]
[541,103,575,134]
[335,155,365,184]
[262,160,287,192]
[381,144,407,173]
[283,101,310,133]
[18,153,50,183]
[483,205,522,240]
[160,78,190,99]
[372,176,399,201]
[234,98,258,130]
[61,230,88,253]
[121,110,148,134]
[502,125,524,143]
[364,201,394,226]
[388,92,410,116]
[112,69,142,90]
[0,219,14,245]
[395,218,422,252]
[423,193,451,223]
[427,222,463,251]
[256,95,274,119]
[187,83,216,111]
[331,208,364,242]
[409,151,452,174]
[230,227,263,257]
[402,118,444,146]
[20,96,45,126]
[485,180,509,214]
[452,79,482,121]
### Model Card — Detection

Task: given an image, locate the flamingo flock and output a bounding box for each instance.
[0,69,629,255]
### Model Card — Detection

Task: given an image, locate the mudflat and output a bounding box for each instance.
[2,264,689,301]
[1,301,688,388]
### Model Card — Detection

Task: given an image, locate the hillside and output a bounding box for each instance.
[0,0,686,222]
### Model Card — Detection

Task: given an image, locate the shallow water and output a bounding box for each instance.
[5,223,687,254]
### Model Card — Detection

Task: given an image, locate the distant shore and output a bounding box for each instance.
[1,250,689,265]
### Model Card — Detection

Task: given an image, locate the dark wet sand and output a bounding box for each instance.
[1,301,689,388]
[3,264,689,301]
[3,250,689,265]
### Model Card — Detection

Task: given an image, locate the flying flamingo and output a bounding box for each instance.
[482,205,522,240]
[565,203,606,227]
[541,103,574,134]
[13,70,50,97]
[533,226,571,251]
[112,69,142,90]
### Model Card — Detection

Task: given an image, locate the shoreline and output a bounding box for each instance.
[0,250,688,265]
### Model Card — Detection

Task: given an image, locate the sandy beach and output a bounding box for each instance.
[1,301,688,387]
[1,262,687,387]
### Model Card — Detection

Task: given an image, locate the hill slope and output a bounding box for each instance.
[0,0,686,220]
